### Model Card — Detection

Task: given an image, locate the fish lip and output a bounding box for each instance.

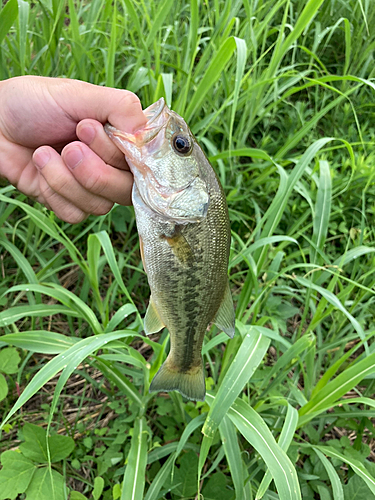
[104,97,168,147]
[143,97,166,125]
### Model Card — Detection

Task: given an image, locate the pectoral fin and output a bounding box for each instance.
[213,281,235,338]
[139,235,147,273]
[144,296,165,335]
[163,232,195,267]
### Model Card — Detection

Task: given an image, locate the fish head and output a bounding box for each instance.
[105,98,209,223]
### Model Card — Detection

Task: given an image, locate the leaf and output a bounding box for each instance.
[255,138,335,268]
[1,331,78,354]
[202,472,232,500]
[95,358,144,409]
[0,374,8,402]
[121,417,148,500]
[0,233,38,284]
[48,434,75,462]
[185,37,237,121]
[164,451,198,498]
[1,331,137,430]
[70,493,88,500]
[0,305,80,328]
[0,0,18,46]
[19,423,75,463]
[17,0,30,75]
[256,404,299,499]
[93,477,105,500]
[0,195,81,266]
[261,333,315,388]
[229,235,298,269]
[343,474,374,500]
[299,351,375,419]
[5,284,102,334]
[144,454,175,500]
[294,277,366,345]
[25,467,65,500]
[0,347,21,375]
[90,231,140,323]
[105,304,138,333]
[313,448,344,500]
[316,446,375,494]
[0,450,36,500]
[311,160,331,264]
[219,416,247,500]
[206,394,301,500]
[203,327,270,437]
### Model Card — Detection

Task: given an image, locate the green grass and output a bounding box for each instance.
[0,0,375,499]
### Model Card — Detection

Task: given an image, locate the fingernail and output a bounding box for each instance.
[33,148,51,170]
[65,147,83,170]
[79,125,96,145]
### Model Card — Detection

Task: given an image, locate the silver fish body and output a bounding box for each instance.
[105,98,235,401]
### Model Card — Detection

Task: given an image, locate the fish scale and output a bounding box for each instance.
[105,98,235,401]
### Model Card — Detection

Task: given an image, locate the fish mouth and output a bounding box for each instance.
[104,97,169,149]
[143,97,166,125]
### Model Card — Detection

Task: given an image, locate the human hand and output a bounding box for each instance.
[0,76,146,223]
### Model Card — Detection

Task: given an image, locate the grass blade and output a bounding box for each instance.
[295,277,367,346]
[206,394,301,500]
[6,283,102,334]
[0,0,18,45]
[316,446,375,494]
[313,448,344,500]
[202,327,270,438]
[256,404,299,499]
[1,331,77,354]
[144,454,174,500]
[0,331,137,430]
[0,233,38,284]
[0,304,79,328]
[299,351,375,419]
[185,37,236,121]
[106,0,117,87]
[219,415,247,500]
[91,231,141,323]
[311,160,332,265]
[121,417,148,500]
[17,0,29,75]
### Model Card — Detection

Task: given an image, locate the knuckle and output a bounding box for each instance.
[39,181,56,201]
[119,91,142,110]
[90,200,113,216]
[47,172,70,194]
[124,91,141,105]
[84,171,108,195]
[62,208,87,224]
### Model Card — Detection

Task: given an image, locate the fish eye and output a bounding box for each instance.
[172,134,192,155]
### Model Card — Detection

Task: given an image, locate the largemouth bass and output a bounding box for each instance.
[105,98,235,401]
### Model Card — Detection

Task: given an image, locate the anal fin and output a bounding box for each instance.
[213,281,235,338]
[144,296,165,335]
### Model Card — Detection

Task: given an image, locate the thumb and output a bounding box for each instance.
[48,77,147,133]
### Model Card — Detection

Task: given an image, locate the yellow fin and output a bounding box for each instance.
[213,281,235,338]
[144,296,165,335]
[149,356,205,401]
[163,232,195,266]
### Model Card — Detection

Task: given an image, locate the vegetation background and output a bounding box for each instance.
[0,0,374,499]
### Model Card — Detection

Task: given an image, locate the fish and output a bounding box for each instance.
[105,98,235,401]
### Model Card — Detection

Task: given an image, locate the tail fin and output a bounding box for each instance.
[149,357,205,401]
